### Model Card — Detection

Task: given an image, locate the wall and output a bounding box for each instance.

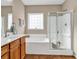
[1,6,12,33]
[12,0,25,34]
[25,5,62,34]
[1,0,25,34]
[1,5,62,34]
[62,0,77,56]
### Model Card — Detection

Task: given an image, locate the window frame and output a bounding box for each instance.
[1,16,5,36]
[8,13,12,30]
[27,13,44,30]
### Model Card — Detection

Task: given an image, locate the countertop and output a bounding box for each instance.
[1,34,29,47]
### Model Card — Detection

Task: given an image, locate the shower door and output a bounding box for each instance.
[48,12,72,50]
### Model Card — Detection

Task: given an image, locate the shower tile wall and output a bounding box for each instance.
[49,13,71,49]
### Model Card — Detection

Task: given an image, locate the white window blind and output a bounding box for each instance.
[28,13,44,29]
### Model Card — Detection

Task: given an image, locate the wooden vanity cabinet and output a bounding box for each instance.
[10,39,20,59]
[1,36,27,59]
[1,53,9,59]
[20,37,26,59]
[1,44,9,59]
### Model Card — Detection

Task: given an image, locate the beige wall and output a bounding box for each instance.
[1,5,62,34]
[25,5,62,34]
[1,0,25,34]
[62,0,77,56]
[1,6,12,33]
[12,0,25,34]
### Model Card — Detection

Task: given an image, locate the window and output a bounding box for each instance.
[8,13,12,30]
[28,13,44,30]
[1,16,4,36]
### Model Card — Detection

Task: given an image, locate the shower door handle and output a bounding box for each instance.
[57,31,59,34]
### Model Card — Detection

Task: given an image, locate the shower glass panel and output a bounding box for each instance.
[48,12,71,50]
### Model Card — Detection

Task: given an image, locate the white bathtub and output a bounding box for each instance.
[25,34,73,55]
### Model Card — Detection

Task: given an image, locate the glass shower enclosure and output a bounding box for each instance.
[48,11,73,50]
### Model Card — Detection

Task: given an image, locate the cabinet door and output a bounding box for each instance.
[2,53,9,59]
[1,44,9,59]
[10,46,20,59]
[21,37,26,59]
[21,43,26,59]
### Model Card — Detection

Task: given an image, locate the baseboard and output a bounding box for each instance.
[73,51,77,59]
[26,54,74,56]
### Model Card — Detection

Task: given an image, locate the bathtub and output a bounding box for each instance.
[25,34,73,55]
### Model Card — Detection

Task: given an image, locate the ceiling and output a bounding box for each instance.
[1,0,65,6]
[1,0,13,6]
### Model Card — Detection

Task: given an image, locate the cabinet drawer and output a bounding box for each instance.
[21,37,25,44]
[1,53,9,59]
[10,39,20,49]
[1,44,9,56]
